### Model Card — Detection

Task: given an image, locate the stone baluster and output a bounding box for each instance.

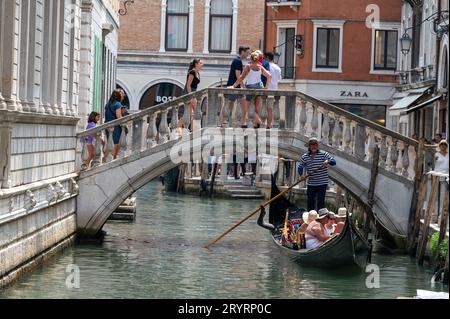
[402,142,410,178]
[183,102,191,130]
[321,111,330,145]
[299,99,307,135]
[119,123,128,155]
[367,129,376,162]
[354,123,366,161]
[277,158,285,186]
[192,98,203,131]
[379,135,388,169]
[171,105,179,132]
[147,113,158,148]
[390,139,398,173]
[290,160,296,186]
[255,155,262,183]
[81,139,89,163]
[310,105,318,138]
[260,96,268,128]
[91,133,103,167]
[273,96,281,128]
[343,119,352,154]
[159,109,170,143]
[104,127,114,160]
[332,115,342,149]
[221,153,228,182]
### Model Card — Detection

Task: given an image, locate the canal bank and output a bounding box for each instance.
[1,181,447,298]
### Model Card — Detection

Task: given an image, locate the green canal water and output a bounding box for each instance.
[1,181,448,299]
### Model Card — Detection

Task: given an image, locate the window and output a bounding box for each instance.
[374,30,398,70]
[166,0,189,51]
[316,28,340,68]
[209,0,232,52]
[278,27,296,79]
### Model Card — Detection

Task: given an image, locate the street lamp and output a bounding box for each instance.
[400,32,413,55]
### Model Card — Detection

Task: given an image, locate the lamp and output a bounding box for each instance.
[400,32,413,55]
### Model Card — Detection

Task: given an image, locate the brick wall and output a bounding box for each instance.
[118,0,265,54]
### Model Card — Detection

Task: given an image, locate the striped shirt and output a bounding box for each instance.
[297,150,336,186]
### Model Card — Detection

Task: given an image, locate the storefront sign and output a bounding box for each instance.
[340,91,369,98]
[140,82,183,110]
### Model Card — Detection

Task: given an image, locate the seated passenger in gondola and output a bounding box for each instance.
[304,208,331,249]
[333,207,347,235]
[325,212,337,236]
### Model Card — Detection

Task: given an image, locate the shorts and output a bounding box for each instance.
[105,125,122,145]
[245,82,264,101]
[224,94,243,102]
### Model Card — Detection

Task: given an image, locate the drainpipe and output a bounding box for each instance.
[263,1,267,51]
[434,1,441,135]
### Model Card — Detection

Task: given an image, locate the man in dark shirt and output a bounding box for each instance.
[261,59,270,87]
[221,45,250,128]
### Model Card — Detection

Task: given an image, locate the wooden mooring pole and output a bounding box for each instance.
[438,186,449,245]
[177,164,186,193]
[364,146,380,239]
[407,140,425,255]
[417,175,440,265]
[209,163,218,198]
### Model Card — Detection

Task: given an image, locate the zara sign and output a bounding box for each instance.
[340,91,369,98]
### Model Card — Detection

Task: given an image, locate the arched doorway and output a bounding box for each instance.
[139,82,183,110]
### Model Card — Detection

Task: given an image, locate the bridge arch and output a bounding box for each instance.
[77,129,413,238]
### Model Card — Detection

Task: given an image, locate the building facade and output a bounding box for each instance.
[387,0,448,141]
[117,0,265,111]
[265,0,402,126]
[0,0,120,286]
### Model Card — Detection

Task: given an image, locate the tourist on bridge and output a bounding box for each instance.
[222,46,250,128]
[104,89,125,160]
[298,137,336,211]
[181,58,203,130]
[81,111,103,169]
[264,52,282,129]
[229,50,272,129]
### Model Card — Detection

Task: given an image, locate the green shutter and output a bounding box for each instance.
[92,37,103,114]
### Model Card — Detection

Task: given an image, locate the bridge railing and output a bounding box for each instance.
[76,87,420,181]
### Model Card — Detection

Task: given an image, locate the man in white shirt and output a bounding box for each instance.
[434,140,449,174]
[264,52,282,129]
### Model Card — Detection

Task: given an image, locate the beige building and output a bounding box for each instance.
[387,0,448,140]
[117,0,265,111]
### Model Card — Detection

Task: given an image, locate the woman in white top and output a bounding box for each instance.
[230,50,272,129]
[434,140,449,174]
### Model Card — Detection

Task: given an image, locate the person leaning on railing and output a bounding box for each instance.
[104,89,124,160]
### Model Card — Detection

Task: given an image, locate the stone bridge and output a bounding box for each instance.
[76,88,421,238]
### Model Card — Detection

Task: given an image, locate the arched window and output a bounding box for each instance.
[209,0,232,52]
[139,82,183,110]
[166,0,189,51]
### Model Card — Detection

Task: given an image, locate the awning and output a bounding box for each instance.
[404,95,443,115]
[390,87,431,111]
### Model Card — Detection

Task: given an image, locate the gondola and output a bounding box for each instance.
[257,178,372,268]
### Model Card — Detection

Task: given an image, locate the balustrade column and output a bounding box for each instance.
[390,139,398,173]
[379,135,388,168]
[343,119,352,153]
[299,99,307,134]
[310,105,318,138]
[91,133,103,167]
[402,143,410,177]
[260,96,268,128]
[367,129,376,162]
[332,116,343,149]
[159,109,170,143]
[273,96,281,128]
[277,158,285,186]
[147,113,158,147]
[171,105,180,137]
[354,123,366,161]
[321,111,330,145]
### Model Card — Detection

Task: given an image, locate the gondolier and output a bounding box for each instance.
[298,138,336,211]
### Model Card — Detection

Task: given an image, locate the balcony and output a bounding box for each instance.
[398,65,435,87]
[266,0,301,12]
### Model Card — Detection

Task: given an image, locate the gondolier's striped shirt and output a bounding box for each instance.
[297,150,336,186]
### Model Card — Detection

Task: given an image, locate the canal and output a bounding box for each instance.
[1,181,448,299]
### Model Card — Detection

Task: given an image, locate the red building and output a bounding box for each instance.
[265,0,402,125]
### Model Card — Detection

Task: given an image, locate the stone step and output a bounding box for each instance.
[230,194,265,199]
[226,189,262,195]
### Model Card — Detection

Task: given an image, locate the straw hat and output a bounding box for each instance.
[302,212,310,224]
[337,207,347,219]
[317,208,330,220]
[307,210,318,224]
[304,137,320,147]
